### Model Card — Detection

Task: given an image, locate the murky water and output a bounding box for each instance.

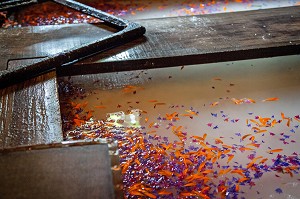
[59,55,300,198]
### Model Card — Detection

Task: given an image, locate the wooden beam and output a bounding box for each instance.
[0,72,63,148]
[1,6,299,77]
[58,6,300,76]
[0,143,115,199]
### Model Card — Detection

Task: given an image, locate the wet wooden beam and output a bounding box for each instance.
[0,71,63,148]
[0,143,115,199]
[1,6,299,77]
[58,6,300,75]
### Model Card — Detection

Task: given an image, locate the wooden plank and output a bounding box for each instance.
[0,72,63,149]
[2,6,298,77]
[58,6,300,75]
[0,143,115,199]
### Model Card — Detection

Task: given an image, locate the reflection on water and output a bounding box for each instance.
[59,55,300,198]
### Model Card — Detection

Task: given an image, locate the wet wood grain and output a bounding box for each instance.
[1,6,299,76]
[0,72,63,148]
[59,6,300,75]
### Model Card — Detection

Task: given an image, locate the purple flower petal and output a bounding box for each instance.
[275,188,283,194]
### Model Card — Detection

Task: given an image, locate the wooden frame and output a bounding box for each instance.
[0,0,145,88]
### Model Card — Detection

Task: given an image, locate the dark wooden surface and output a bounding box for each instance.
[1,6,299,76]
[0,72,63,149]
[57,6,300,75]
[0,143,115,199]
[0,23,115,72]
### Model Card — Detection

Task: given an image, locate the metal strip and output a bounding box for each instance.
[0,0,38,11]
